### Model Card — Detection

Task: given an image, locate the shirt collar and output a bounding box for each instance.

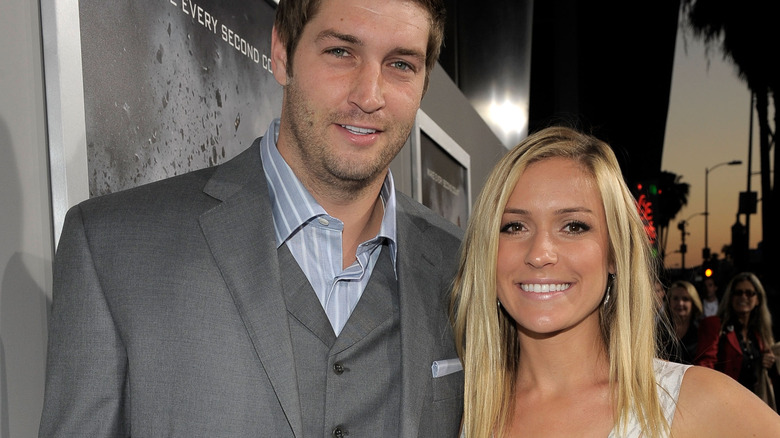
[260,119,397,262]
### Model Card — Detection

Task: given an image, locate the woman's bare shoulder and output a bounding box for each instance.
[671,365,780,437]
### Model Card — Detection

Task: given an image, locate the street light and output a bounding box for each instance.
[704,160,742,261]
[678,212,705,269]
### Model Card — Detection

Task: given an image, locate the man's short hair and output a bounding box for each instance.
[274,0,446,90]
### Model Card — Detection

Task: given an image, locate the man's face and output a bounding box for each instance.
[271,0,430,194]
[704,278,717,298]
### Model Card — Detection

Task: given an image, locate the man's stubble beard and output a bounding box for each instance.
[282,78,413,197]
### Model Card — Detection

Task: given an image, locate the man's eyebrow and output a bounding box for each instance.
[315,29,425,64]
[393,47,426,65]
[316,30,362,46]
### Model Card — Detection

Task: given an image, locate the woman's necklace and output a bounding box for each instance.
[739,330,756,361]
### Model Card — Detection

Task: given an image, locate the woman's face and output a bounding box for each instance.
[730,279,758,317]
[669,286,693,321]
[496,157,614,336]
[654,281,666,310]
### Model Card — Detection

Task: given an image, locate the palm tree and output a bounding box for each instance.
[655,171,690,260]
[633,171,689,262]
[680,0,779,276]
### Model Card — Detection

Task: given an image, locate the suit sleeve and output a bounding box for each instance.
[39,206,129,437]
[695,315,721,368]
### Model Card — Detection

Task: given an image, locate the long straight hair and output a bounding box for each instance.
[718,272,775,346]
[669,280,704,321]
[451,126,667,437]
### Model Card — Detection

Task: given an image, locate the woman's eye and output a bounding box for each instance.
[500,222,523,234]
[564,221,590,234]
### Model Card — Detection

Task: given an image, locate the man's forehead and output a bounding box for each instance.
[306,0,431,51]
[313,0,431,29]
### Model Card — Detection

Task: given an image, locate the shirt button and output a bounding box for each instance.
[332,426,347,437]
[318,217,329,226]
[333,362,345,375]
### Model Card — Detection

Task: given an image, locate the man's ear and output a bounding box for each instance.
[270,26,289,86]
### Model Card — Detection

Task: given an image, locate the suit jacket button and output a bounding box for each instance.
[333,362,345,375]
[332,425,347,437]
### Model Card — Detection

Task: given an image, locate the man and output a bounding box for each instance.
[702,276,720,317]
[39,0,463,436]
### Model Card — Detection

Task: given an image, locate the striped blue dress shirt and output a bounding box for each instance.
[260,119,398,336]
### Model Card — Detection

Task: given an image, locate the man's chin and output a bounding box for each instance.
[330,167,383,185]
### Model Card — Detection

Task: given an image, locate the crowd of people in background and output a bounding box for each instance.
[659,270,780,411]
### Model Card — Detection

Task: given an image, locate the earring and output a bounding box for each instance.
[603,273,616,306]
[497,298,503,309]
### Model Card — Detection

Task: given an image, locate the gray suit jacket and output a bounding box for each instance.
[39,139,464,437]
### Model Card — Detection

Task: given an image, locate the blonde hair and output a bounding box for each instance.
[669,280,703,320]
[451,126,666,437]
[718,272,775,346]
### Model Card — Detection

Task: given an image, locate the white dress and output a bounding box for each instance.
[607,359,691,437]
[460,359,691,438]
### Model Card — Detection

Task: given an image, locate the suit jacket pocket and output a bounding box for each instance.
[431,368,464,402]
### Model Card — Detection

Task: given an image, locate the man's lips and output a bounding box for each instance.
[340,124,379,135]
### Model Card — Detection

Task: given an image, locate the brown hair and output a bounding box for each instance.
[273,0,446,91]
[718,272,775,346]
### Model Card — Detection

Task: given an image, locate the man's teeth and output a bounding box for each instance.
[342,124,376,135]
[521,283,571,293]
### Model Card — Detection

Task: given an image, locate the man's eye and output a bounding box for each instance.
[327,48,349,57]
[391,61,413,71]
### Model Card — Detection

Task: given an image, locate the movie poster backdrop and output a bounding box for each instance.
[80,0,281,197]
[412,110,471,230]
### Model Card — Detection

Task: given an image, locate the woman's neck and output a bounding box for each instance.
[674,316,691,339]
[515,316,608,393]
[736,312,750,328]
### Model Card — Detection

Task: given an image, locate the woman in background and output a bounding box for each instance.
[697,272,777,409]
[451,126,780,437]
[664,280,703,364]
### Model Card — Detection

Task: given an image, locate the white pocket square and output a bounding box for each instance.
[431,358,463,378]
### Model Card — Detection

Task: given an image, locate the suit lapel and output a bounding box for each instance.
[726,330,742,356]
[333,248,396,351]
[198,141,303,437]
[278,243,337,347]
[395,197,447,437]
[726,329,765,354]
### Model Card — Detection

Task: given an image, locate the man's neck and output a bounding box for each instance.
[275,127,390,268]
[297,163,388,269]
[318,186,385,269]
[352,195,385,268]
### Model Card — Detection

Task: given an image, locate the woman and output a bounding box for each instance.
[664,280,703,364]
[450,126,780,437]
[697,272,777,408]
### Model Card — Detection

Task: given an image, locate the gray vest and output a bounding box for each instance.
[280,244,402,437]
